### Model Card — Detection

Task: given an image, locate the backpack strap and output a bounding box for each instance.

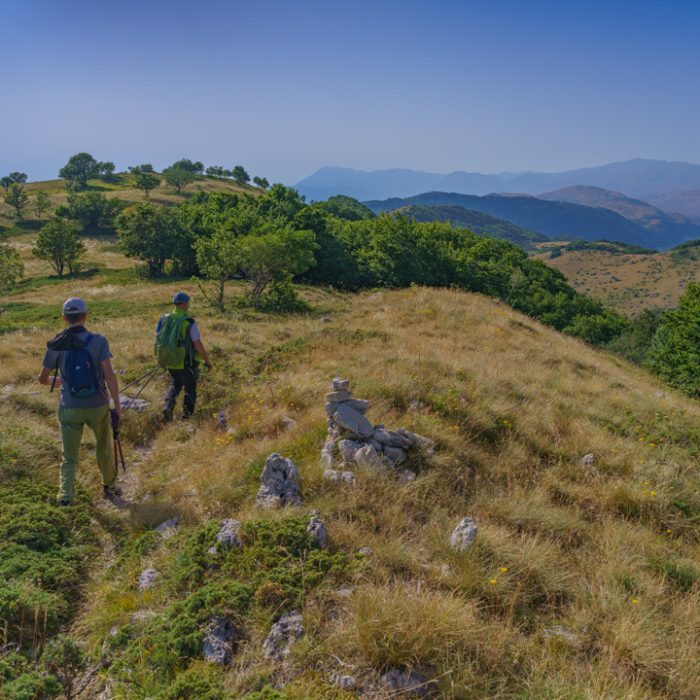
[183,317,196,366]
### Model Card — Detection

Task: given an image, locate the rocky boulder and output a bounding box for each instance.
[307,511,328,548]
[450,517,478,551]
[202,616,238,665]
[256,453,302,508]
[262,611,304,660]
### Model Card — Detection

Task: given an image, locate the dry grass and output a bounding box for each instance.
[2,239,700,698]
[534,247,700,313]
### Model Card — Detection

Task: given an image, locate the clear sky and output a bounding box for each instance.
[1,0,698,183]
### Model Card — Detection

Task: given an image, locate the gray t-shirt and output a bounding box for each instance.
[43,331,112,408]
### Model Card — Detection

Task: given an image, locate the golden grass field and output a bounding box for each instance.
[534,247,700,314]
[2,235,700,698]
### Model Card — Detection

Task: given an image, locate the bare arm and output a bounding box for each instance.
[38,366,60,386]
[192,339,212,369]
[102,358,121,415]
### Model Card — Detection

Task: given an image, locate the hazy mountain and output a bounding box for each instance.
[365,192,669,249]
[296,159,700,201]
[645,190,700,219]
[539,186,700,245]
[394,204,549,249]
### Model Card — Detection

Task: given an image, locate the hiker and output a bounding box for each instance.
[156,291,212,421]
[38,298,122,506]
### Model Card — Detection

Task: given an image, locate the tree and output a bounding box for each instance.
[129,163,154,174]
[194,227,241,310]
[0,243,24,288]
[170,158,203,174]
[649,284,700,395]
[58,152,100,189]
[4,183,29,217]
[33,190,51,218]
[33,218,85,276]
[0,176,12,191]
[98,161,116,179]
[41,635,86,700]
[231,165,250,185]
[116,203,178,276]
[234,225,317,302]
[162,167,195,194]
[56,191,125,234]
[253,176,269,189]
[134,171,160,198]
[0,243,24,315]
[8,171,27,184]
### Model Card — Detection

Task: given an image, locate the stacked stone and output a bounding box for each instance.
[321,377,434,478]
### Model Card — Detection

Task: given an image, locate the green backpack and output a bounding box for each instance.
[155,314,192,369]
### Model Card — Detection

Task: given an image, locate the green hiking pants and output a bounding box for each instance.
[58,404,116,503]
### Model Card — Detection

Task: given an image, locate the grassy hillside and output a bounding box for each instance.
[0,173,256,238]
[646,190,700,220]
[394,204,548,249]
[2,239,700,698]
[535,242,700,314]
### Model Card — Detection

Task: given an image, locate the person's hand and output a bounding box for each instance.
[52,377,62,387]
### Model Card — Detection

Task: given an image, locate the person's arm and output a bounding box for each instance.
[192,339,212,369]
[102,358,121,416]
[38,366,61,386]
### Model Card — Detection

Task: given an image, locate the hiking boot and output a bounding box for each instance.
[162,408,173,423]
[103,484,124,504]
[57,499,72,507]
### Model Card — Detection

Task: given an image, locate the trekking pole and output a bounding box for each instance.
[111,409,126,473]
[129,367,160,403]
[120,367,160,393]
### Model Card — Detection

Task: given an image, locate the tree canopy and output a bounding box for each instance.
[58,153,101,189]
[32,218,85,276]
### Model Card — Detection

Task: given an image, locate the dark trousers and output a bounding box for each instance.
[164,366,198,418]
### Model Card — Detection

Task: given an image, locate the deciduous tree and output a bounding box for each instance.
[162,167,195,194]
[59,152,100,190]
[33,190,52,218]
[33,218,85,276]
[253,176,269,189]
[134,171,160,198]
[232,165,250,185]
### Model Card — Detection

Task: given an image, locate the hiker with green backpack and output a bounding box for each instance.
[38,298,122,506]
[156,291,212,421]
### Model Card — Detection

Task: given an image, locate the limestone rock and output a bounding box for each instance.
[579,453,595,467]
[383,445,408,466]
[137,568,159,591]
[323,469,357,485]
[338,438,362,465]
[397,428,436,453]
[325,401,339,417]
[329,673,356,690]
[345,398,369,414]
[373,428,412,449]
[398,469,416,483]
[307,511,328,548]
[257,453,301,508]
[154,517,179,539]
[334,403,374,439]
[381,668,430,697]
[119,395,150,412]
[332,377,350,391]
[354,443,383,470]
[450,517,478,551]
[544,625,582,649]
[326,390,352,402]
[358,546,373,557]
[263,611,304,660]
[215,519,241,550]
[202,616,238,665]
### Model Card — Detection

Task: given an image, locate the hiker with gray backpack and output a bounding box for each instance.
[155,291,212,421]
[38,298,122,506]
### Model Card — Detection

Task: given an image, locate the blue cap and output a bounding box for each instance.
[173,291,190,305]
[62,297,88,315]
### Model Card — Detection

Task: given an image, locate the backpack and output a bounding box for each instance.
[155,314,193,369]
[61,334,100,398]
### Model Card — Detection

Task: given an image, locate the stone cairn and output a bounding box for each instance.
[321,378,434,481]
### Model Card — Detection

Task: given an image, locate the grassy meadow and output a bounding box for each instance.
[535,244,700,314]
[2,236,700,698]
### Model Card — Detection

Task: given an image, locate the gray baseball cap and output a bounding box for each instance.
[62,297,88,315]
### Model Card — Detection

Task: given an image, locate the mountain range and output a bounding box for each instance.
[365,191,681,250]
[295,159,700,203]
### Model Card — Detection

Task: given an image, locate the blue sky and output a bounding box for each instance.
[1,0,698,183]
